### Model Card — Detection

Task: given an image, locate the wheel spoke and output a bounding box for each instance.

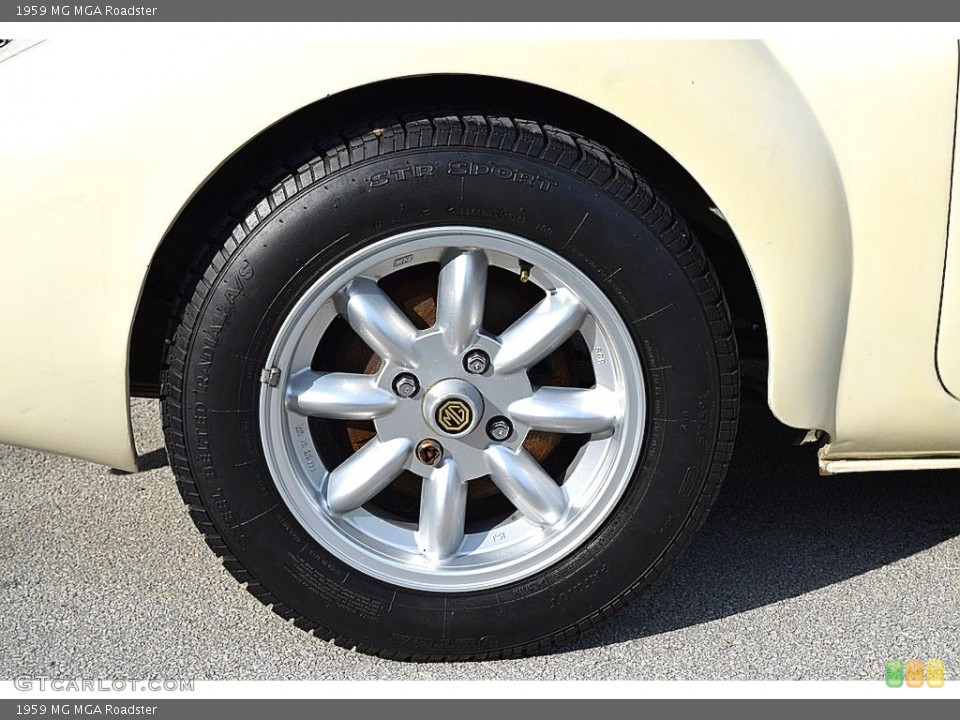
[416,459,468,561]
[335,277,420,367]
[326,437,412,514]
[508,387,620,434]
[436,249,488,354]
[484,445,566,527]
[494,289,586,374]
[286,370,397,419]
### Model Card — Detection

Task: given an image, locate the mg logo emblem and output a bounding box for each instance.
[436,398,472,434]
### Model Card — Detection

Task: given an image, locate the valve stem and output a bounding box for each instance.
[519,261,532,283]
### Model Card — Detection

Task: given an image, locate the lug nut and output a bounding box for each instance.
[487,416,513,442]
[416,438,443,466]
[463,349,490,375]
[392,373,420,398]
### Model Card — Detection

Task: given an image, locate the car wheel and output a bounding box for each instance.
[162,115,738,660]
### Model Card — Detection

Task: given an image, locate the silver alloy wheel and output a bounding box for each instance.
[259,226,645,592]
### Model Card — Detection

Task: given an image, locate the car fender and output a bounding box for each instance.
[0,38,849,469]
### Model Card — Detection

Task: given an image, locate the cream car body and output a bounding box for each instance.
[0,37,958,473]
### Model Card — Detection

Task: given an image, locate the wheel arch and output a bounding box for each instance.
[132,63,850,434]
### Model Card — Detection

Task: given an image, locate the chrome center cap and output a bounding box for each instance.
[422,378,484,437]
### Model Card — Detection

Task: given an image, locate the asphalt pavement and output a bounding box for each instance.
[1,389,958,680]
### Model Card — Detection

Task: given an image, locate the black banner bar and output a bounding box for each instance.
[2,2,960,22]
[0,699,956,720]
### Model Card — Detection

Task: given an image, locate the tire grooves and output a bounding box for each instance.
[160,115,739,662]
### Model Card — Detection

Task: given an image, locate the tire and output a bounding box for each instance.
[162,115,738,661]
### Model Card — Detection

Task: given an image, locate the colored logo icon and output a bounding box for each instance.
[885,660,904,688]
[905,659,924,688]
[886,659,946,687]
[927,659,945,688]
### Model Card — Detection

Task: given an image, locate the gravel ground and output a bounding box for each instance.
[1,390,958,680]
